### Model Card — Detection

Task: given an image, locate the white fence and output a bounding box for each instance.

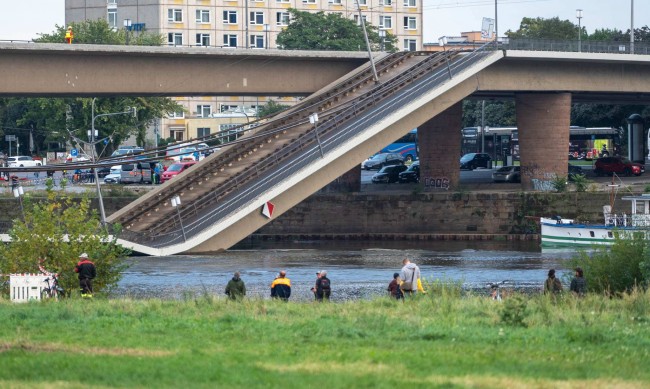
[9,274,48,302]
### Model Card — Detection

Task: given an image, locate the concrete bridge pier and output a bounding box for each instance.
[419,102,462,191]
[516,93,571,191]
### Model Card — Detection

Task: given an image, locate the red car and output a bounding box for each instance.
[594,156,644,176]
[161,161,196,183]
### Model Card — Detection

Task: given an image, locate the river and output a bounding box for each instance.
[114,240,579,301]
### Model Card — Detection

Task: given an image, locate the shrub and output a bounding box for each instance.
[551,175,568,192]
[571,174,591,192]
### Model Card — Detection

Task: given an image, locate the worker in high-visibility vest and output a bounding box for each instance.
[65,26,74,44]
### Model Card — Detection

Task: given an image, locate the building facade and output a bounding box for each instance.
[65,0,423,144]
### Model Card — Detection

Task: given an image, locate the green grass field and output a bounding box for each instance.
[1,289,649,388]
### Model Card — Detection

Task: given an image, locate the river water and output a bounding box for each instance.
[114,240,579,301]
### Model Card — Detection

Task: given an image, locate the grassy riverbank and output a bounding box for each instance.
[1,290,649,388]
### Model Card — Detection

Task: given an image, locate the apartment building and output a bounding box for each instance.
[65,0,423,143]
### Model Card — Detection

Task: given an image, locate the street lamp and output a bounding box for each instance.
[354,0,379,82]
[438,36,452,79]
[124,19,132,45]
[378,30,386,52]
[309,113,324,158]
[263,23,270,49]
[170,195,187,242]
[576,9,583,52]
[13,184,25,222]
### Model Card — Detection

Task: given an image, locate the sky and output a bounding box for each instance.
[0,0,647,44]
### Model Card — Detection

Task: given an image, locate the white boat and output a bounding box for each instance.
[541,194,650,247]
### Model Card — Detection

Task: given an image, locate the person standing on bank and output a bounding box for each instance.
[388,273,404,300]
[399,258,421,296]
[225,271,246,300]
[74,253,96,297]
[271,270,291,301]
[570,267,587,296]
[544,269,563,295]
[314,270,331,302]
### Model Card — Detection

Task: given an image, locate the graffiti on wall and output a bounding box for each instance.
[423,177,450,190]
[522,163,556,192]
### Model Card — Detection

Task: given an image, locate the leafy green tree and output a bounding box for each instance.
[506,17,579,40]
[0,186,130,295]
[276,9,397,52]
[590,28,627,42]
[462,100,516,128]
[258,100,290,117]
[35,19,163,46]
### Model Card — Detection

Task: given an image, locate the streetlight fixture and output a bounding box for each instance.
[124,19,132,45]
[170,195,187,242]
[263,23,270,49]
[378,30,386,52]
[13,184,25,222]
[309,113,324,158]
[576,9,583,52]
[438,36,452,79]
[630,0,635,54]
[354,0,379,82]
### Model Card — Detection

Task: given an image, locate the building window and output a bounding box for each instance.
[170,128,185,141]
[196,33,210,46]
[197,105,212,118]
[382,0,392,5]
[302,0,317,3]
[220,104,240,112]
[250,35,264,48]
[196,9,210,23]
[250,12,264,25]
[379,16,392,29]
[197,128,211,137]
[353,15,367,25]
[403,39,417,51]
[169,110,185,119]
[223,34,238,47]
[276,0,290,3]
[276,12,290,26]
[403,0,416,6]
[330,0,342,4]
[223,10,237,24]
[108,9,117,28]
[168,32,183,46]
[168,9,183,22]
[357,0,367,5]
[108,0,117,4]
[404,16,416,30]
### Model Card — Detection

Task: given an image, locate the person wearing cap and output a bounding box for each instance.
[314,270,331,302]
[74,253,96,297]
[225,271,246,300]
[270,270,291,301]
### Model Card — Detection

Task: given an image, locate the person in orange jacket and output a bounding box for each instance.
[65,26,74,44]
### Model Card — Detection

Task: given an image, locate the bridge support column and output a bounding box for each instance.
[516,93,571,190]
[328,165,361,192]
[419,102,462,190]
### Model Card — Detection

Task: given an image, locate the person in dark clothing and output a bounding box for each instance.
[74,253,96,297]
[387,272,404,300]
[225,271,246,300]
[270,270,291,301]
[570,267,587,296]
[544,269,563,295]
[314,270,331,301]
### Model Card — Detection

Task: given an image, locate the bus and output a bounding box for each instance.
[461,126,621,162]
[379,129,418,162]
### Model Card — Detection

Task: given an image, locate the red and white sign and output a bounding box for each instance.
[262,201,275,218]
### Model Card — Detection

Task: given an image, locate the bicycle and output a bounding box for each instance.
[41,273,66,300]
[487,280,508,301]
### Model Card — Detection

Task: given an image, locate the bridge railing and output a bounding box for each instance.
[119,47,494,248]
[503,38,650,55]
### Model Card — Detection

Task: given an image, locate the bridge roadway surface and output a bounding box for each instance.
[4,44,650,255]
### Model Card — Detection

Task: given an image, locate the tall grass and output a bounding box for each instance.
[1,290,649,388]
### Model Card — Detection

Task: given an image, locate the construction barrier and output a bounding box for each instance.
[9,274,48,302]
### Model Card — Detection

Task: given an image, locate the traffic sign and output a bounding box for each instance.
[70,148,78,157]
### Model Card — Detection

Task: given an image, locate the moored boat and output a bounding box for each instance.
[541,194,650,247]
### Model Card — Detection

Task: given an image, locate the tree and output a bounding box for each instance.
[35,19,164,46]
[462,100,516,129]
[276,9,397,52]
[506,17,579,40]
[0,185,130,295]
[258,100,290,117]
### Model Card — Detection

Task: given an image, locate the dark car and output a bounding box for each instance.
[567,163,584,180]
[460,153,492,170]
[362,153,404,170]
[372,164,408,184]
[95,167,111,178]
[492,166,520,183]
[398,161,420,183]
[594,156,644,176]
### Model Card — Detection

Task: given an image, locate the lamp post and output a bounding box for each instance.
[354,0,379,82]
[378,30,386,52]
[171,195,187,242]
[263,23,270,49]
[630,0,635,54]
[494,0,498,49]
[309,113,324,158]
[13,184,25,222]
[438,36,452,79]
[124,19,132,45]
[576,9,583,52]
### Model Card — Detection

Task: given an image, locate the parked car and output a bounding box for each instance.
[111,146,145,158]
[96,167,111,178]
[398,161,420,183]
[460,153,492,170]
[567,164,584,181]
[594,156,644,176]
[7,156,42,168]
[161,161,197,183]
[492,166,520,183]
[103,166,122,184]
[362,153,404,170]
[372,164,408,184]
